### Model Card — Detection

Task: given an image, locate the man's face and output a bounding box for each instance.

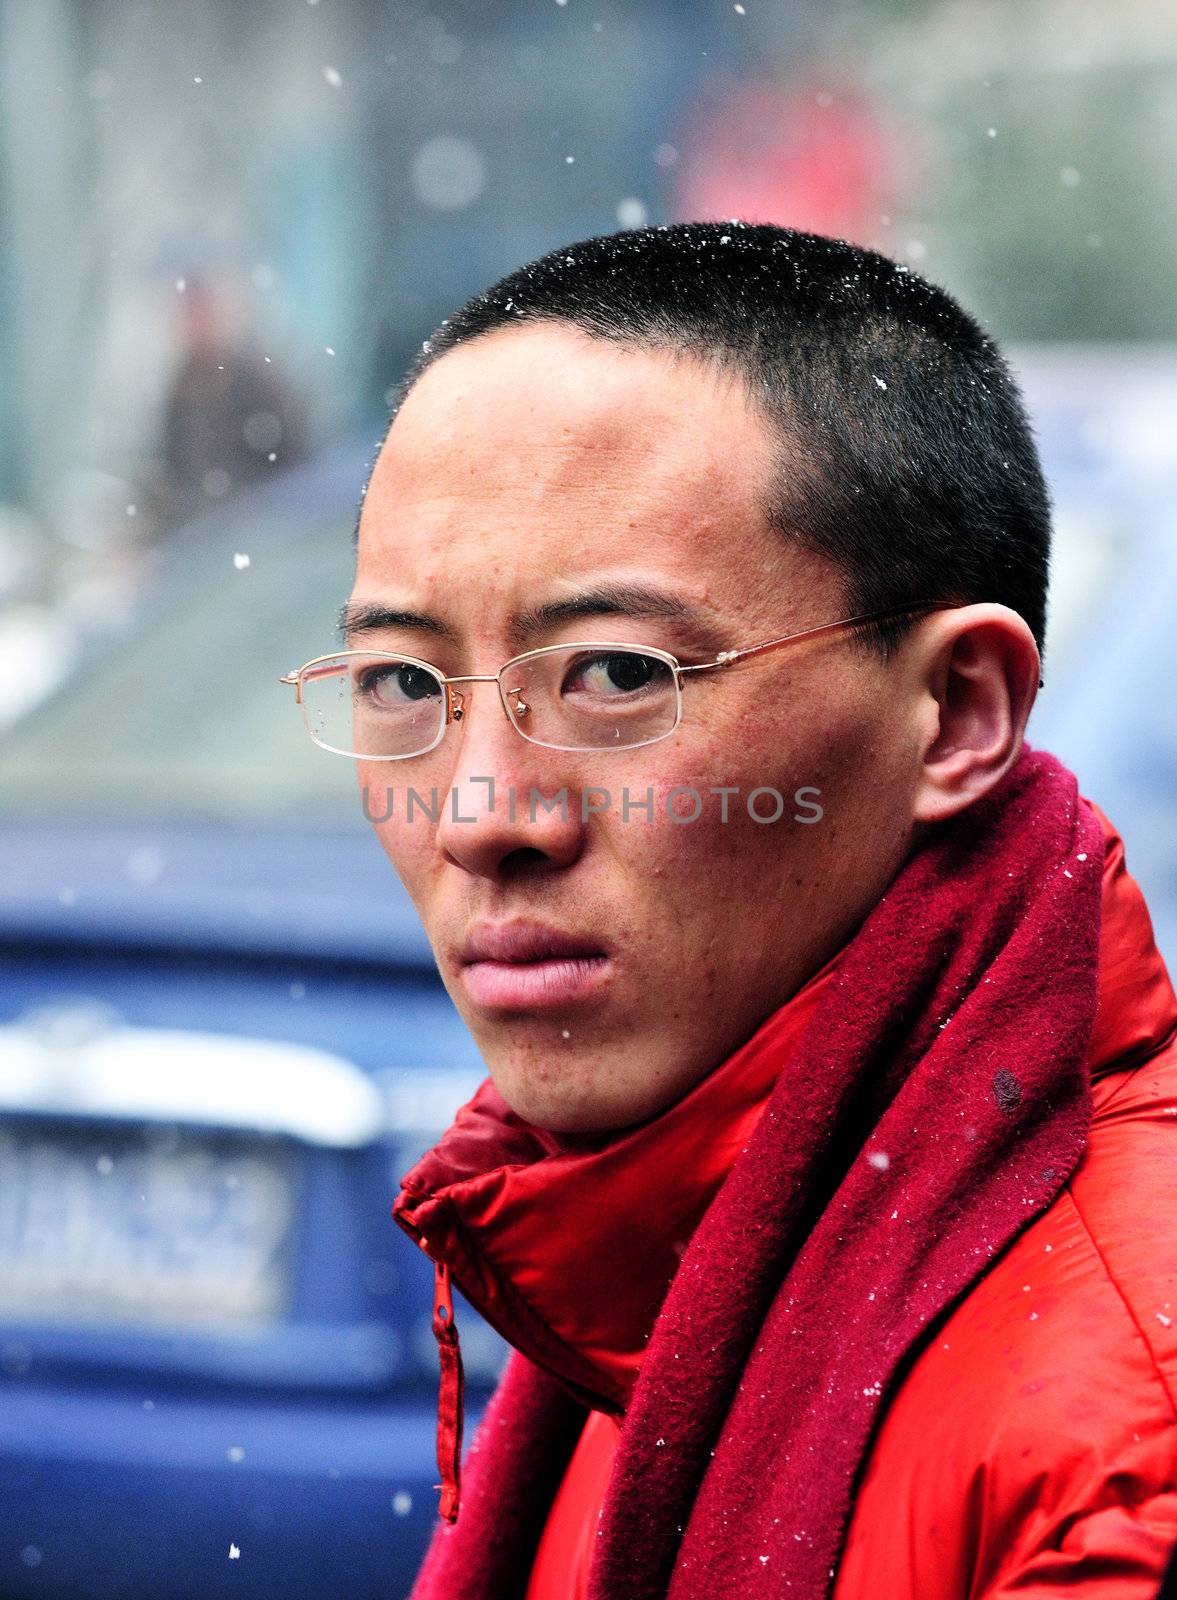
[352,324,928,1132]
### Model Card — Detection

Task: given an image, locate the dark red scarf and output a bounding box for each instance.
[398,746,1106,1599]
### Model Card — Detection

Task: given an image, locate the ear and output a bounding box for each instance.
[911,603,1041,826]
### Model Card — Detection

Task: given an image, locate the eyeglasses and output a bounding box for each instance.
[279,602,955,760]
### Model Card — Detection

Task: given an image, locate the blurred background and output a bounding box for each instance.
[1,0,1175,1596]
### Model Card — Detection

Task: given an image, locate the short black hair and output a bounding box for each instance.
[380,221,1051,654]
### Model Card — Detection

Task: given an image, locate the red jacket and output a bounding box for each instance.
[398,796,1177,1597]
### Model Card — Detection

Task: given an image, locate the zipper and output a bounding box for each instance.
[431,1257,465,1522]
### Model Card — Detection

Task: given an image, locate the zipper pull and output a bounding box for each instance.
[431,1258,465,1522]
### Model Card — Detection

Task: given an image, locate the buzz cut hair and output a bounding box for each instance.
[376,221,1051,655]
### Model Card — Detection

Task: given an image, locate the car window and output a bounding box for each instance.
[1,505,363,827]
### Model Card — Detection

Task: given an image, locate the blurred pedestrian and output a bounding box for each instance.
[162,275,310,524]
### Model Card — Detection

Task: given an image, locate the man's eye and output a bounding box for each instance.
[563,652,671,698]
[357,662,441,706]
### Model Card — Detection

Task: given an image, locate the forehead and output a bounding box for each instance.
[356,323,793,620]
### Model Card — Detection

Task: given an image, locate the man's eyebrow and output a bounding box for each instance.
[510,583,708,645]
[335,600,458,645]
[336,583,712,649]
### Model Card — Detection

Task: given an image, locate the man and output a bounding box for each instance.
[285,222,1177,1596]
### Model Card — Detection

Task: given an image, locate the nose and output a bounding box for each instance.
[433,679,587,881]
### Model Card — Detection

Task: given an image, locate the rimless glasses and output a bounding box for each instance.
[279,602,958,761]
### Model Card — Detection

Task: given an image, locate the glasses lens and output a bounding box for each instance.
[299,654,445,758]
[501,645,679,750]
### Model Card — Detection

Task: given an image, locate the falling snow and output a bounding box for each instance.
[411,135,488,210]
[233,552,250,570]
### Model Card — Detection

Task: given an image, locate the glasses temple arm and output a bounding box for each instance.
[677,603,957,675]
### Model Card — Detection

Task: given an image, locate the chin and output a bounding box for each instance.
[490,1061,675,1138]
[495,1082,614,1136]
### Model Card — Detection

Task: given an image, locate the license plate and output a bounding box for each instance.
[0,1123,298,1330]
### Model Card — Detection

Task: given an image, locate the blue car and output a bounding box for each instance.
[0,450,504,1599]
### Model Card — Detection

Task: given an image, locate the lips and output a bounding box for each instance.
[458,921,611,1011]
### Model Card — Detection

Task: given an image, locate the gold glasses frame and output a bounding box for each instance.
[279,600,958,760]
